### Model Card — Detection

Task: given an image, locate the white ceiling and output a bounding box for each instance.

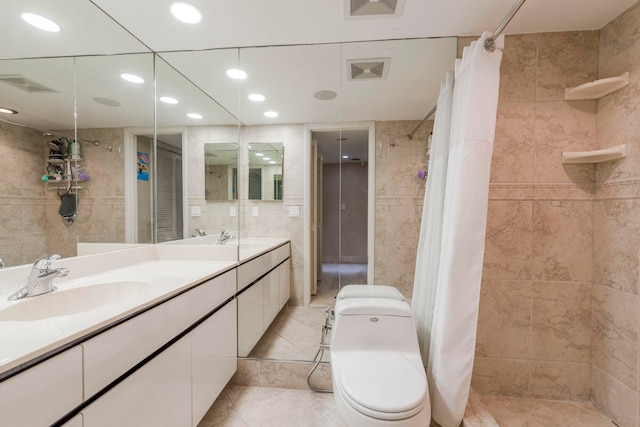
[0,0,637,132]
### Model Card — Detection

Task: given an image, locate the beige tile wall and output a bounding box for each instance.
[470,31,599,403]
[592,2,640,426]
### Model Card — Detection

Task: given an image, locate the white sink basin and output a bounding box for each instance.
[0,280,154,322]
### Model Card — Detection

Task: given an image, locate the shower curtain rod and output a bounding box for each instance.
[405,0,527,141]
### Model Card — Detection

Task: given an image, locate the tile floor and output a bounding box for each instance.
[202,263,615,427]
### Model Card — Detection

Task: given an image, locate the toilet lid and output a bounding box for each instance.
[338,352,427,420]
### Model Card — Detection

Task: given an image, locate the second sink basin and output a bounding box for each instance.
[0,280,155,322]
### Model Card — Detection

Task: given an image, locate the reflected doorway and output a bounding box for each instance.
[310,128,370,306]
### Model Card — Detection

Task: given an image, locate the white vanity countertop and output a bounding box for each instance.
[0,253,236,378]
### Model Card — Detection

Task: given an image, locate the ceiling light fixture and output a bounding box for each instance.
[264,111,278,118]
[263,157,271,161]
[187,113,203,119]
[248,93,265,102]
[93,97,121,107]
[314,90,337,101]
[160,96,178,104]
[21,13,60,32]
[342,155,350,159]
[0,107,18,114]
[170,2,202,24]
[120,73,144,84]
[226,68,248,80]
[255,153,264,157]
[269,161,276,164]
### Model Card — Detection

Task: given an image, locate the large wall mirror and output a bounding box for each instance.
[204,142,238,202]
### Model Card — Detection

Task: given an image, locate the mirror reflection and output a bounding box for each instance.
[247,143,283,201]
[204,143,238,202]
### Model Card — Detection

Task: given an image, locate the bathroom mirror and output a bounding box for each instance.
[247,143,284,200]
[204,143,239,202]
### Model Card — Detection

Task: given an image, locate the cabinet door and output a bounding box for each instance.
[237,279,264,357]
[279,259,291,307]
[82,336,191,427]
[0,347,82,427]
[191,302,237,427]
[263,268,280,329]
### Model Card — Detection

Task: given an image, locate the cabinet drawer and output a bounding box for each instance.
[189,269,236,322]
[83,292,190,397]
[271,242,290,265]
[237,254,269,292]
[0,347,82,427]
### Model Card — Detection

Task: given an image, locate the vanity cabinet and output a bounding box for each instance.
[0,347,83,427]
[237,242,290,357]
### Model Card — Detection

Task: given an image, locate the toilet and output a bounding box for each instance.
[331,285,430,426]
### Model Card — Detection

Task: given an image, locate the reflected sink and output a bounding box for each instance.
[0,280,154,322]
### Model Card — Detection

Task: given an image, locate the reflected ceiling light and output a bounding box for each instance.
[263,157,271,161]
[342,155,350,159]
[248,93,265,102]
[170,2,202,24]
[226,68,248,80]
[269,161,276,164]
[0,107,18,114]
[255,153,264,157]
[94,97,121,107]
[120,73,144,84]
[264,111,278,118]
[160,96,178,104]
[187,113,203,119]
[21,13,60,32]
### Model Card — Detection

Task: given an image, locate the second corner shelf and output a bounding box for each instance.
[564,72,629,101]
[562,144,627,164]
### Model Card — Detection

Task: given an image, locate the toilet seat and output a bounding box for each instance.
[337,352,427,421]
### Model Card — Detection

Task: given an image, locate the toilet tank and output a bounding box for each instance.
[331,298,420,353]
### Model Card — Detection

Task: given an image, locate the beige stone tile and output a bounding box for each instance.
[480,395,536,426]
[491,101,535,183]
[230,359,259,386]
[471,357,530,397]
[574,403,617,427]
[534,100,597,184]
[198,390,238,427]
[224,385,286,410]
[488,183,534,201]
[499,34,538,102]
[594,199,640,295]
[476,280,532,359]
[483,200,533,280]
[531,201,592,282]
[208,415,249,427]
[591,284,638,390]
[531,282,591,362]
[256,360,314,390]
[529,361,590,400]
[248,331,308,360]
[536,31,600,102]
[590,365,639,427]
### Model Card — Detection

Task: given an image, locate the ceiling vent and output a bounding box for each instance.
[347,58,390,81]
[0,75,57,93]
[348,0,404,17]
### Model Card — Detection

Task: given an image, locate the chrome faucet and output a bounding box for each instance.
[7,254,70,301]
[194,228,206,237]
[217,229,233,245]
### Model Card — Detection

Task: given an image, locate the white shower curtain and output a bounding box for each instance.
[411,70,454,367]
[413,32,504,427]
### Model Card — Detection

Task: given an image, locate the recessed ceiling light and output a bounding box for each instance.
[160,96,178,104]
[226,68,248,80]
[342,155,350,159]
[255,153,264,157]
[187,113,203,119]
[269,161,276,164]
[120,73,144,84]
[21,13,60,32]
[248,93,265,102]
[0,107,18,114]
[264,111,278,118]
[170,2,202,24]
[263,157,271,161]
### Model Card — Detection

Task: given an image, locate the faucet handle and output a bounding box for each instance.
[32,254,61,271]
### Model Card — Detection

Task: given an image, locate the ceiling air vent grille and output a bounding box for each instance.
[350,0,398,16]
[347,58,390,81]
[0,75,57,93]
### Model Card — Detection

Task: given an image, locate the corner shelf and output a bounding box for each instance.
[564,72,629,100]
[562,144,627,164]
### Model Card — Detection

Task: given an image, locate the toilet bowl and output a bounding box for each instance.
[331,286,430,426]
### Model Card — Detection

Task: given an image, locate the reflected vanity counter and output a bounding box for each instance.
[0,245,237,426]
